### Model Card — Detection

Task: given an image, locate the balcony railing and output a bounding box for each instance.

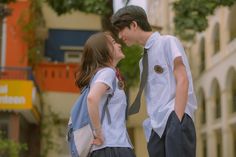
[0,66,39,91]
[35,62,79,93]
[0,66,34,81]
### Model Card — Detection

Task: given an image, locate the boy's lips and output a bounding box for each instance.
[122,38,127,42]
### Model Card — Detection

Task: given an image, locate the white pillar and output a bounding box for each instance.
[1,18,6,67]
[206,97,216,157]
[221,90,234,157]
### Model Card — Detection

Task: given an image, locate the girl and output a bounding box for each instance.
[75,32,135,157]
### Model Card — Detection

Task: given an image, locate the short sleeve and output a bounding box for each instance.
[92,67,116,94]
[166,36,185,70]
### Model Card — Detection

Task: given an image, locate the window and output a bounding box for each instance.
[201,94,206,124]
[199,89,206,125]
[212,79,221,119]
[229,4,236,41]
[64,51,81,63]
[232,73,236,112]
[215,83,221,119]
[0,122,8,138]
[201,134,207,157]
[0,114,9,138]
[60,45,83,63]
[233,129,236,157]
[216,131,222,157]
[215,129,223,157]
[212,23,220,55]
[203,138,207,157]
[199,38,205,73]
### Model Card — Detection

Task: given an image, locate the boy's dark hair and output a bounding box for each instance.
[111,5,152,32]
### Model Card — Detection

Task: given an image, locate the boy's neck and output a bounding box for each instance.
[137,31,153,47]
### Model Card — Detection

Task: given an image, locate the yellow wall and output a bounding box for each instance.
[127,87,149,157]
[42,92,79,119]
[41,3,101,30]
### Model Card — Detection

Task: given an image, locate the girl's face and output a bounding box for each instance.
[106,35,125,65]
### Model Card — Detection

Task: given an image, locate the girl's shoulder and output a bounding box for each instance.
[95,67,116,77]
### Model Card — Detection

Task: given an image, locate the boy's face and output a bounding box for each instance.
[118,24,137,46]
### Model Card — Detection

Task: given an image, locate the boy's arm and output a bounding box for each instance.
[173,56,189,121]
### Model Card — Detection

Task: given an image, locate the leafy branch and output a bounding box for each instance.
[18,0,45,67]
[0,132,27,157]
[173,0,236,41]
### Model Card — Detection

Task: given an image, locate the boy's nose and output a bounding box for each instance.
[118,32,122,39]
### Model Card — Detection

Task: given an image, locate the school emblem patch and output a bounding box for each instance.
[154,65,164,74]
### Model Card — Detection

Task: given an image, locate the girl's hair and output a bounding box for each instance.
[75,32,113,89]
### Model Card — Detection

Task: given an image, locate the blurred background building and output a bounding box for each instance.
[127,0,236,157]
[189,3,236,157]
[0,1,41,156]
[0,0,101,157]
[147,0,236,157]
[0,0,236,157]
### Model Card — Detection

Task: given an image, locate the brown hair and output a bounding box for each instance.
[75,32,113,89]
[111,5,152,32]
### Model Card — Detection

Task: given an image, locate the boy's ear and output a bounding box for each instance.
[130,21,138,30]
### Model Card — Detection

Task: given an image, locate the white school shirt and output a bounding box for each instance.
[90,67,132,151]
[141,32,198,141]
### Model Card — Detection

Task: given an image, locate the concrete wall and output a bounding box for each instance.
[41,3,101,30]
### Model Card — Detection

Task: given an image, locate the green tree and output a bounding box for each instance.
[173,0,236,41]
[17,0,45,67]
[118,45,142,88]
[0,132,27,157]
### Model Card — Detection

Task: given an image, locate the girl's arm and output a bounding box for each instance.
[87,82,109,145]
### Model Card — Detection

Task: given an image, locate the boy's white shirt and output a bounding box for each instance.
[141,32,197,141]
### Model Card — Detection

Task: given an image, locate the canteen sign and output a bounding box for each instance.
[0,80,33,109]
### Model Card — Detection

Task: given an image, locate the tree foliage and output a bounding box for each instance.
[118,45,142,87]
[17,0,45,67]
[173,0,236,41]
[0,132,27,157]
[0,0,15,4]
[45,0,111,16]
[0,0,15,18]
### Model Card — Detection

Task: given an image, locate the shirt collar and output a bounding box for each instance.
[144,32,160,50]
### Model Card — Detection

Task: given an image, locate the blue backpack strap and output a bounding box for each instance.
[101,76,116,124]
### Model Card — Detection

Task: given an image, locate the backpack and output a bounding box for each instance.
[67,75,116,157]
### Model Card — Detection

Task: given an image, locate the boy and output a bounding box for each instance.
[111,5,197,157]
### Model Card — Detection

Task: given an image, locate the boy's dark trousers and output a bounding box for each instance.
[147,111,196,157]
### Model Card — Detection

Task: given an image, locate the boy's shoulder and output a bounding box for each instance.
[160,34,178,42]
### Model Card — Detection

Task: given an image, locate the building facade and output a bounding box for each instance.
[148,0,236,157]
[0,0,102,157]
[37,2,102,157]
[0,1,41,156]
[140,0,236,157]
[190,3,236,157]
